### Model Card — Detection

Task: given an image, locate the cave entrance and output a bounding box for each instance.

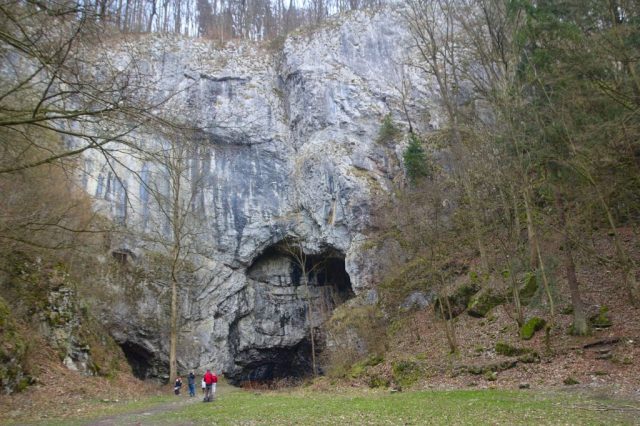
[231,340,313,386]
[229,243,354,385]
[119,341,155,380]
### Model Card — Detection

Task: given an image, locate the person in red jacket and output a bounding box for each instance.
[203,369,218,402]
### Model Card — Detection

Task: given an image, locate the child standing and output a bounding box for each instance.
[174,376,183,395]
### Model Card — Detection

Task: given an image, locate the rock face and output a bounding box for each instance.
[84,8,434,383]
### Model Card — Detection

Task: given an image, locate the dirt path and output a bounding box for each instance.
[83,395,205,426]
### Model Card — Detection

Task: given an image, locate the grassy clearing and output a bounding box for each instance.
[140,386,637,425]
[12,383,638,425]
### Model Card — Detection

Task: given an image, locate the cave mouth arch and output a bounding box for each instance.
[229,243,354,385]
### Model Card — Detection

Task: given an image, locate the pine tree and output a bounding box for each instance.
[403,133,430,184]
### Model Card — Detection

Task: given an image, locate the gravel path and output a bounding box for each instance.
[83,395,208,426]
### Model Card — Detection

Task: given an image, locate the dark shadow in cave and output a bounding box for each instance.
[248,244,355,304]
[295,255,355,305]
[227,243,354,385]
[119,341,155,380]
[231,340,313,385]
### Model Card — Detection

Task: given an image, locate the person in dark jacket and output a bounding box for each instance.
[187,371,196,397]
[174,376,183,395]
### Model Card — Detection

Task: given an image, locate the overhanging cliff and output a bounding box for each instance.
[82,8,436,381]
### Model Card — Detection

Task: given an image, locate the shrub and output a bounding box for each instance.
[363,354,384,367]
[517,352,541,364]
[563,376,579,385]
[484,371,498,381]
[391,360,422,388]
[348,354,384,378]
[520,317,546,340]
[376,114,401,146]
[349,363,366,379]
[368,375,390,389]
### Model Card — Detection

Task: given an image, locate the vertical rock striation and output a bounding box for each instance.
[86,8,434,382]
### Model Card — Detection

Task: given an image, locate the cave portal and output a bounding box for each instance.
[119,341,155,380]
[228,244,354,384]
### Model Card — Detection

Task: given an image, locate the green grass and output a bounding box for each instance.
[14,385,638,425]
[142,387,637,425]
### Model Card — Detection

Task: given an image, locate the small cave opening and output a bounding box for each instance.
[119,341,155,380]
[228,242,354,385]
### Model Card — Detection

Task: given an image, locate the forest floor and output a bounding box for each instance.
[345,227,640,400]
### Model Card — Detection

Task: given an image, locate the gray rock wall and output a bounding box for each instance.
[86,8,435,382]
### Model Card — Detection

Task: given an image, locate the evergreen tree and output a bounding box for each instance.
[403,133,430,184]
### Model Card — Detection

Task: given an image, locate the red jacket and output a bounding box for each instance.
[204,371,217,385]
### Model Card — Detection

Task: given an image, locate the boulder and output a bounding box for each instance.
[467,288,506,318]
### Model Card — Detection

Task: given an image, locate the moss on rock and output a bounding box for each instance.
[0,296,30,394]
[520,317,546,340]
[590,306,612,328]
[467,288,506,318]
[519,273,538,306]
[495,342,531,357]
[434,281,481,319]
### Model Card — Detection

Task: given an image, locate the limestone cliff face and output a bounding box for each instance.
[85,8,435,383]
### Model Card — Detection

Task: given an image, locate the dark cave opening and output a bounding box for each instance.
[232,340,314,386]
[229,243,355,385]
[248,243,355,305]
[119,341,155,380]
[296,255,355,304]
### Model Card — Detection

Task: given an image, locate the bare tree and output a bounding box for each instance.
[404,0,491,276]
[139,129,212,383]
[277,236,327,377]
[0,2,176,177]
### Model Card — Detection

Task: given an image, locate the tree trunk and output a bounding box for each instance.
[169,156,182,384]
[523,188,538,270]
[299,253,317,377]
[535,239,555,321]
[147,0,157,32]
[438,295,457,354]
[169,261,179,383]
[555,191,589,335]
[463,177,489,274]
[123,0,130,32]
[512,187,521,243]
[508,260,524,327]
